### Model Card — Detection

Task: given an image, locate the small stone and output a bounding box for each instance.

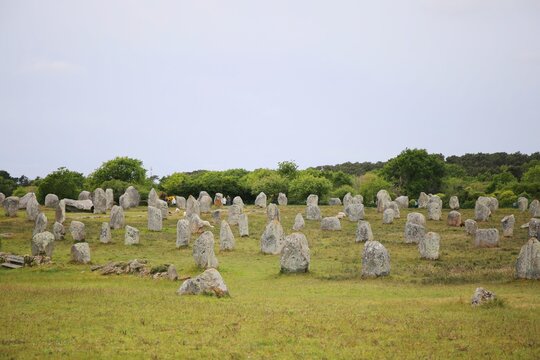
[219,220,235,251]
[55,199,66,223]
[176,219,190,248]
[125,225,140,245]
[404,222,425,244]
[277,193,288,206]
[515,238,540,279]
[501,215,515,237]
[110,205,125,229]
[238,213,249,237]
[232,196,244,209]
[45,194,59,208]
[321,217,341,231]
[517,197,528,212]
[383,209,394,224]
[52,221,65,240]
[33,212,48,236]
[292,213,305,231]
[188,214,212,234]
[177,268,229,297]
[280,233,310,273]
[212,210,221,225]
[31,231,55,257]
[356,221,374,242]
[384,201,400,218]
[361,241,390,277]
[395,196,409,209]
[471,287,496,306]
[305,204,321,221]
[69,221,86,242]
[213,193,224,206]
[418,192,429,208]
[328,198,342,206]
[427,201,441,221]
[407,212,426,226]
[345,203,365,222]
[157,199,168,219]
[464,219,477,236]
[148,206,163,231]
[474,228,499,248]
[529,219,540,239]
[71,242,91,264]
[167,265,178,280]
[100,222,111,243]
[530,199,540,218]
[64,199,93,212]
[193,231,219,269]
[376,190,391,213]
[419,232,440,260]
[447,211,462,227]
[261,220,285,255]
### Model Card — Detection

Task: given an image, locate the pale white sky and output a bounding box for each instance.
[1,0,539,178]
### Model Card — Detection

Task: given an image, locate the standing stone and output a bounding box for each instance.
[530,199,540,218]
[148,188,159,208]
[45,194,59,208]
[33,212,47,236]
[214,193,224,206]
[321,217,341,231]
[306,194,319,206]
[260,220,285,255]
[515,238,540,279]
[343,193,353,208]
[305,204,321,221]
[125,186,140,208]
[31,231,55,257]
[53,221,65,240]
[464,219,478,236]
[26,196,40,221]
[18,192,36,209]
[266,203,280,223]
[212,210,221,225]
[157,199,168,219]
[501,215,515,237]
[124,225,140,245]
[199,195,212,213]
[278,193,288,206]
[64,199,93,212]
[361,241,390,277]
[228,204,242,226]
[55,199,66,223]
[197,191,210,201]
[474,228,499,248]
[100,222,111,243]
[233,196,244,209]
[383,209,394,224]
[293,213,305,231]
[110,205,125,229]
[518,197,528,212]
[255,192,267,208]
[70,221,86,242]
[395,196,409,209]
[449,196,460,210]
[328,198,342,206]
[78,191,91,200]
[71,242,91,264]
[176,196,186,209]
[176,219,190,248]
[384,201,400,218]
[280,233,310,273]
[186,195,200,219]
[419,232,440,260]
[105,188,114,209]
[177,268,229,297]
[219,220,235,251]
[429,195,443,209]
[4,196,19,217]
[0,192,4,206]
[119,194,129,209]
[93,188,107,214]
[407,212,426,226]
[427,201,442,221]
[376,190,391,213]
[418,192,429,208]
[447,211,462,227]
[488,197,499,212]
[475,203,491,221]
[404,222,425,244]
[345,203,365,222]
[528,218,540,239]
[238,213,249,237]
[352,195,364,204]
[193,231,219,269]
[356,221,374,242]
[148,206,163,231]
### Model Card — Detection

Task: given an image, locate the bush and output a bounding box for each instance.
[288,173,332,204]
[13,186,37,197]
[330,185,355,199]
[87,157,146,188]
[37,167,85,203]
[497,190,517,208]
[242,169,288,200]
[358,172,393,207]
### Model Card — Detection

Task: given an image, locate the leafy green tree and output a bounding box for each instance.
[288,173,332,204]
[37,167,85,203]
[277,160,298,180]
[381,149,446,197]
[522,165,540,183]
[331,185,356,199]
[87,157,146,188]
[0,170,17,196]
[243,169,288,200]
[486,170,517,193]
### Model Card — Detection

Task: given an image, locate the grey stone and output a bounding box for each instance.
[501,215,515,237]
[31,231,55,257]
[515,238,540,279]
[52,221,65,240]
[125,186,140,208]
[0,192,4,206]
[214,193,224,206]
[471,288,496,306]
[212,210,221,225]
[427,201,442,221]
[518,197,528,212]
[261,220,285,255]
[176,219,190,248]
[64,199,93,212]
[474,228,499,248]
[177,268,229,297]
[407,212,426,226]
[328,198,342,206]
[148,206,163,231]
[69,221,86,242]
[321,216,341,231]
[428,194,443,209]
[384,201,400,218]
[530,199,540,218]
[352,195,364,205]
[219,220,235,251]
[78,191,91,200]
[55,199,65,223]
[193,231,219,269]
[71,242,91,264]
[18,192,36,209]
[343,193,353,208]
[93,188,107,214]
[105,188,114,209]
[124,225,140,245]
[238,213,249,237]
[280,233,310,273]
[189,214,212,234]
[199,194,212,213]
[449,196,460,210]
[148,188,159,208]
[306,194,319,206]
[110,205,125,229]
[418,192,429,208]
[528,218,540,239]
[157,199,168,219]
[293,213,305,231]
[4,196,19,217]
[197,191,210,201]
[255,192,267,208]
[419,232,440,260]
[176,196,186,209]
[100,222,111,243]
[33,212,47,236]
[464,219,477,236]
[167,265,178,281]
[305,204,321,221]
[475,202,491,221]
[232,196,244,209]
[447,211,462,227]
[228,204,242,225]
[186,195,200,219]
[404,222,425,244]
[345,203,365,222]
[356,220,374,242]
[266,203,280,223]
[44,194,59,208]
[488,197,499,212]
[383,209,394,224]
[278,193,288,206]
[376,190,391,213]
[395,196,409,209]
[361,241,390,277]
[26,196,40,221]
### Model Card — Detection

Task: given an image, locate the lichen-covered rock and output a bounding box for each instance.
[529,218,540,239]
[530,199,540,218]
[71,242,91,264]
[0,192,4,206]
[186,195,200,219]
[384,201,400,218]
[464,219,477,236]
[219,220,235,251]
[418,192,429,208]
[33,212,47,236]
[395,196,409,209]
[328,198,342,206]
[124,225,140,245]
[321,217,341,231]
[55,199,65,223]
[69,221,86,242]
[53,221,65,240]
[93,188,107,214]
[352,195,364,205]
[261,220,285,255]
[110,205,125,229]
[427,201,441,221]
[471,288,496,306]
[177,268,229,297]
[343,193,353,208]
[26,196,40,221]
[176,219,190,248]
[517,197,528,212]
[383,209,394,224]
[429,195,443,209]
[474,228,499,248]
[266,203,280,223]
[199,195,212,213]
[228,204,242,226]
[306,194,319,206]
[501,215,515,237]
[238,214,249,237]
[515,238,540,279]
[124,186,140,208]
[356,220,373,242]
[345,203,365,222]
[475,203,491,221]
[419,232,440,260]
[148,188,159,208]
[447,211,462,227]
[407,212,426,226]
[278,193,288,206]
[404,222,425,244]
[147,206,162,231]
[176,196,186,209]
[361,241,390,277]
[100,222,111,243]
[31,231,55,257]
[376,190,391,213]
[64,199,93,212]
[45,194,59,208]
[255,192,267,208]
[293,213,305,231]
[449,196,460,210]
[306,204,321,221]
[233,196,244,209]
[193,231,219,269]
[280,233,310,273]
[4,196,19,217]
[78,191,91,201]
[105,188,114,209]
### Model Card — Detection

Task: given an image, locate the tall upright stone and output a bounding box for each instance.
[260,220,285,255]
[517,197,528,212]
[384,201,400,218]
[277,193,288,206]
[419,232,440,260]
[124,225,140,245]
[228,204,242,226]
[199,194,212,213]
[219,220,235,251]
[45,194,59,208]
[148,188,159,208]
[100,222,111,243]
[176,219,190,248]
[383,209,394,224]
[343,192,353,208]
[376,190,391,213]
[255,192,267,208]
[356,221,373,242]
[197,191,210,201]
[515,238,540,279]
[345,203,365,222]
[418,192,429,208]
[176,196,186,209]
[306,204,321,221]
[125,186,140,208]
[447,211,462,227]
[0,192,4,206]
[529,218,540,239]
[4,196,19,217]
[474,229,499,248]
[193,231,219,269]
[501,215,515,237]
[31,231,55,257]
[306,194,319,206]
[93,188,106,214]
[404,222,425,244]
[212,210,221,225]
[33,212,47,236]
[70,221,86,242]
[157,199,168,219]
[293,213,305,231]
[238,213,249,237]
[55,199,66,223]
[105,188,114,209]
[53,221,65,240]
[475,203,491,221]
[186,195,200,219]
[266,203,280,223]
[148,206,163,231]
[280,233,310,273]
[19,192,36,209]
[26,196,39,221]
[110,205,125,229]
[361,241,390,277]
[449,196,460,210]
[530,199,540,218]
[427,201,442,221]
[233,196,244,209]
[214,193,224,206]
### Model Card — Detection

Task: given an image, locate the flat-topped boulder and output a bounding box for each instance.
[280,233,310,273]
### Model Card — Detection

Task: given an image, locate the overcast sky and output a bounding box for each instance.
[1,0,539,179]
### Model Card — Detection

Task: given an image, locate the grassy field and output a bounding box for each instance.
[1,203,539,359]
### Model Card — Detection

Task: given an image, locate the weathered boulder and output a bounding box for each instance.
[255,192,267,208]
[471,288,496,306]
[529,218,540,239]
[31,231,55,257]
[343,193,353,208]
[64,199,93,212]
[356,220,374,242]
[78,191,91,200]
[177,268,229,297]
[376,190,391,213]
[429,195,443,209]
[176,196,186,209]
[176,219,190,248]
[328,198,342,206]
[71,242,91,264]
[475,203,491,222]
[418,192,429,208]
[199,195,213,213]
[55,199,65,223]
[148,188,159,208]
[395,196,409,209]
[189,214,213,234]
[404,222,425,244]
[266,203,280,223]
[447,211,462,227]
[52,221,65,240]
[4,196,19,217]
[515,238,540,279]
[105,188,114,209]
[293,213,305,231]
[488,197,499,212]
[219,220,235,251]
[193,231,219,269]
[261,220,285,255]
[419,232,440,260]
[26,196,40,221]
[361,241,390,277]
[384,201,400,218]
[306,194,319,206]
[464,219,477,236]
[232,196,244,209]
[518,197,528,212]
[228,204,242,226]
[33,212,47,236]
[93,188,107,214]
[345,203,365,222]
[69,221,86,242]
[427,201,442,221]
[407,212,426,226]
[124,225,140,245]
[18,192,36,209]
[125,186,140,208]
[278,193,288,206]
[306,204,321,221]
[110,205,125,229]
[148,206,162,231]
[100,222,111,243]
[474,228,499,248]
[238,214,249,237]
[44,194,59,208]
[501,215,515,237]
[530,199,540,218]
[321,217,341,231]
[280,233,310,273]
[383,209,394,224]
[186,195,200,219]
[449,196,460,210]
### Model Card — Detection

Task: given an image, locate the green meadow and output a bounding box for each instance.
[1,204,539,359]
